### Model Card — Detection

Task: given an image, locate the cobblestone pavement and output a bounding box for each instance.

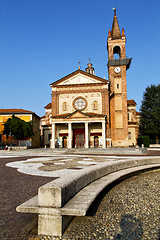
[0,156,56,240]
[29,169,160,240]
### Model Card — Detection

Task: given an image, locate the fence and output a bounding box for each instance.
[5,140,32,147]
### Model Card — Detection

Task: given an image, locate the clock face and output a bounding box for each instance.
[73,97,87,110]
[114,67,121,73]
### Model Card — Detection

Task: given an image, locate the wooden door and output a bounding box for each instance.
[76,134,84,148]
[63,137,67,148]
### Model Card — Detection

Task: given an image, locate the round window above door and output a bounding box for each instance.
[73,97,87,111]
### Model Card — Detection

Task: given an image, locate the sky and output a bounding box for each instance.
[0,0,160,117]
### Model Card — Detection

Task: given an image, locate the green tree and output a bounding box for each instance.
[139,84,160,143]
[3,115,34,139]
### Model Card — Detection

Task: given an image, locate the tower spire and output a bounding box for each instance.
[111,7,121,39]
[107,8,132,147]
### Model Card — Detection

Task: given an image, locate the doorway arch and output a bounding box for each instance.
[94,136,99,148]
[62,136,67,148]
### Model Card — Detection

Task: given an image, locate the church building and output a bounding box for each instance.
[41,10,139,148]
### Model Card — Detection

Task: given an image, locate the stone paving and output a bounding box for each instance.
[29,169,160,240]
[0,155,56,240]
[0,148,160,240]
[61,169,160,240]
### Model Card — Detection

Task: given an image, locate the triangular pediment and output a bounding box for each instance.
[67,110,89,119]
[58,74,100,85]
[50,69,108,86]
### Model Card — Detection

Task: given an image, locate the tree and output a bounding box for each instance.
[139,84,160,143]
[3,115,34,140]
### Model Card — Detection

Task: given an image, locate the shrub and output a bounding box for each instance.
[137,136,150,147]
[143,136,150,147]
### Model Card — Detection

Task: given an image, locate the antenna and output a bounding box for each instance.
[78,61,81,69]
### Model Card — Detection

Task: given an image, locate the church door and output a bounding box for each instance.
[94,136,99,148]
[76,134,84,148]
[62,136,67,148]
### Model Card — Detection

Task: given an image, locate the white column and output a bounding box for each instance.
[51,123,55,148]
[85,122,89,148]
[68,123,72,148]
[57,125,60,147]
[102,121,106,148]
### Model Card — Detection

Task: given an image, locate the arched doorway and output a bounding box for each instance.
[62,136,67,148]
[94,136,99,148]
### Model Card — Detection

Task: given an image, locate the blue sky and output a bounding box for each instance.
[0,0,160,117]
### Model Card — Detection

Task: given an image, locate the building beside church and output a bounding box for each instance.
[41,10,139,148]
[0,109,40,147]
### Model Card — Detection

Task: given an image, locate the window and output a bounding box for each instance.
[128,113,130,121]
[113,46,121,59]
[93,100,98,110]
[73,97,87,111]
[117,84,119,89]
[63,102,67,111]
[75,98,86,110]
[128,132,131,140]
[48,134,51,141]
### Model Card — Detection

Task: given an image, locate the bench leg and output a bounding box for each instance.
[38,214,63,236]
[38,214,73,237]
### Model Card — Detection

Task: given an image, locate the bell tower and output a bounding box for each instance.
[107,8,132,147]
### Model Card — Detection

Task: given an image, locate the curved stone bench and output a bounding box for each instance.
[16,157,160,237]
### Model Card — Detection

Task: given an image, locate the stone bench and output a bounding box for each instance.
[16,157,160,237]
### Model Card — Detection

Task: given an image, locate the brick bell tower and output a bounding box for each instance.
[107,8,132,147]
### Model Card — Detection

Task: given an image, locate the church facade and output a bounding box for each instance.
[41,10,139,148]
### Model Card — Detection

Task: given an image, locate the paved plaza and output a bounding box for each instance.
[0,148,160,239]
